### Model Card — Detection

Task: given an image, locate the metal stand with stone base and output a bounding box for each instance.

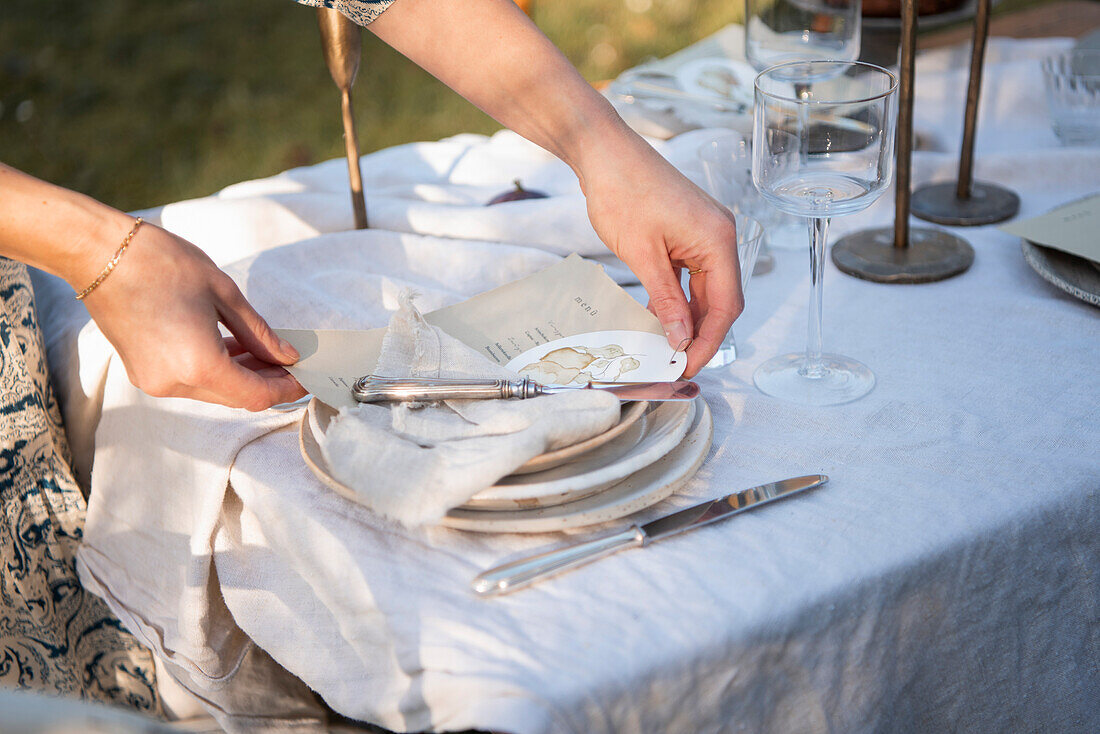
[832,0,974,284]
[909,0,1020,227]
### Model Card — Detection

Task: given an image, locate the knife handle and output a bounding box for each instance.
[352,375,541,402]
[471,526,645,596]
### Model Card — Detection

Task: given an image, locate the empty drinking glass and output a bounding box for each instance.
[752,60,898,405]
[745,0,862,74]
[1042,49,1100,146]
[697,132,775,274]
[744,0,864,252]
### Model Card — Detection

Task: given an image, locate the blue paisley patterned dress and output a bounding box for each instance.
[294,0,397,26]
[0,259,160,714]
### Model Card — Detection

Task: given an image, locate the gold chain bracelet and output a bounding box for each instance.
[74,217,144,301]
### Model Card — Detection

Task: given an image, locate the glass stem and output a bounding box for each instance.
[803,216,829,378]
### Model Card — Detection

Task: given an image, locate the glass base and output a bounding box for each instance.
[767,222,805,251]
[753,352,874,405]
[753,248,775,276]
[702,332,738,369]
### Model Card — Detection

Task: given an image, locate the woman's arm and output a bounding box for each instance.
[0,164,305,410]
[366,0,743,376]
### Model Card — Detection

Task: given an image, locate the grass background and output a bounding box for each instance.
[2,0,1047,212]
[0,0,737,212]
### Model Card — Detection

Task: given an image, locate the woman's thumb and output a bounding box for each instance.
[641,266,693,351]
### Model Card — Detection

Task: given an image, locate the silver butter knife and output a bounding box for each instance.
[472,474,828,597]
[352,375,699,403]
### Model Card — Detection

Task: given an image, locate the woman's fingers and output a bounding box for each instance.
[223,336,248,358]
[189,353,307,411]
[214,278,299,366]
[76,220,308,412]
[215,299,310,411]
[682,262,744,376]
[630,252,695,352]
[636,253,741,376]
[583,142,747,372]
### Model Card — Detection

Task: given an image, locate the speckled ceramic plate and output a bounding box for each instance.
[302,397,648,478]
[511,400,648,475]
[467,400,693,510]
[1021,239,1100,308]
[442,398,712,533]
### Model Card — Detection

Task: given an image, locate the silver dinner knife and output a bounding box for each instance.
[471,474,828,597]
[352,375,700,403]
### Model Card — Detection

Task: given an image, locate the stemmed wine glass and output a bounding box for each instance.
[745,0,862,72]
[744,0,862,250]
[751,60,898,405]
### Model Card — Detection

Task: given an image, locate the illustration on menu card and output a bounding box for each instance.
[517,344,641,385]
[505,330,686,386]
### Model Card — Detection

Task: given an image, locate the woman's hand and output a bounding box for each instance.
[578,134,743,377]
[367,0,744,376]
[0,164,304,411]
[78,218,306,411]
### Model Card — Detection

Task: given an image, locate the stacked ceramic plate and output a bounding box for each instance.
[1022,239,1100,307]
[299,396,713,533]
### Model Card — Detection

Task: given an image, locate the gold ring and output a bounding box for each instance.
[687,268,704,275]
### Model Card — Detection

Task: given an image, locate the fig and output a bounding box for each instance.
[486,179,549,205]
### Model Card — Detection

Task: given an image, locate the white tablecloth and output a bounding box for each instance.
[36,33,1099,733]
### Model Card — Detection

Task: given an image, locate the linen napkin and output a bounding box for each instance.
[321,293,621,527]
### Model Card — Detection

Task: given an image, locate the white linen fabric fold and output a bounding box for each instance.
[22,35,1093,733]
[146,131,639,270]
[321,294,620,526]
[73,385,327,730]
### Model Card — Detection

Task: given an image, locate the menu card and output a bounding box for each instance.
[275,254,685,409]
[1000,194,1100,264]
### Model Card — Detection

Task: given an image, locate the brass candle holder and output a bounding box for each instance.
[318,7,368,229]
[831,0,974,284]
[909,0,1019,226]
